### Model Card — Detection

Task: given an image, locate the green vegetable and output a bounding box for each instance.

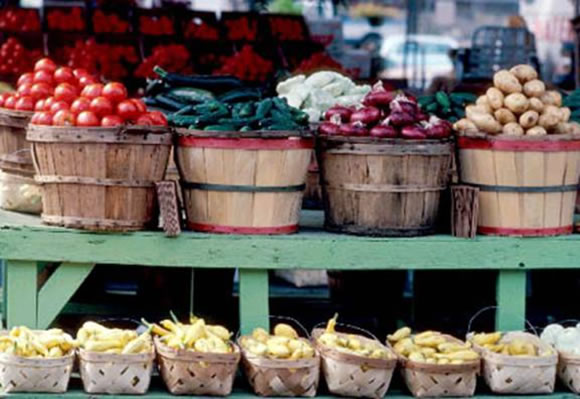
[240,125,253,132]
[153,66,243,92]
[218,88,262,103]
[435,92,451,108]
[167,87,214,104]
[450,92,477,106]
[239,103,255,118]
[155,94,185,111]
[425,102,438,112]
[418,95,435,107]
[204,125,236,131]
[453,107,466,118]
[174,105,195,116]
[255,99,273,118]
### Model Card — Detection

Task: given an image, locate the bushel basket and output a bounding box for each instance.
[311,328,396,399]
[0,109,32,158]
[468,331,557,394]
[317,136,452,236]
[78,348,155,394]
[458,133,580,236]
[558,351,580,394]
[0,351,74,393]
[155,338,240,396]
[27,125,172,231]
[239,337,320,397]
[175,130,313,234]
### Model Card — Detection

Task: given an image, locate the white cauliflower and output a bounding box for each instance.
[276,75,306,95]
[540,324,565,346]
[304,71,341,88]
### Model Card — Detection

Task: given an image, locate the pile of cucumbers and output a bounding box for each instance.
[418,91,477,122]
[563,90,580,123]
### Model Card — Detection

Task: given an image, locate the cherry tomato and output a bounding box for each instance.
[131,98,147,114]
[116,100,139,121]
[53,67,75,84]
[102,82,127,104]
[54,83,77,103]
[33,70,54,85]
[43,97,55,111]
[76,110,100,127]
[52,110,75,126]
[89,96,113,117]
[50,100,69,113]
[148,111,168,126]
[17,72,33,86]
[34,58,56,73]
[70,97,91,114]
[3,95,16,109]
[34,99,45,111]
[78,75,96,87]
[81,83,104,99]
[101,114,123,127]
[135,114,154,126]
[30,83,52,100]
[17,83,33,97]
[73,68,90,79]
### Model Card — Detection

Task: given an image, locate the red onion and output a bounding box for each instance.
[401,125,427,139]
[350,106,381,125]
[339,121,369,136]
[390,93,419,114]
[423,116,452,139]
[324,106,353,122]
[389,112,416,127]
[416,111,428,122]
[363,91,396,108]
[370,125,398,138]
[318,122,341,136]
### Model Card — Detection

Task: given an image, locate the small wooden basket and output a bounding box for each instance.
[558,351,580,394]
[238,337,320,397]
[468,331,557,394]
[0,351,74,393]
[78,347,154,394]
[311,328,396,399]
[155,337,240,396]
[0,108,32,158]
[394,335,479,398]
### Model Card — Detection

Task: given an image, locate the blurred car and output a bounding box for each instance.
[379,34,458,89]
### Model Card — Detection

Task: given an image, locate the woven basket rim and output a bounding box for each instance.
[78,346,155,362]
[0,350,74,366]
[238,336,320,368]
[154,336,240,362]
[311,328,397,368]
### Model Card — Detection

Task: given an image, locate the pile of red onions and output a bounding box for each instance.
[319,82,451,139]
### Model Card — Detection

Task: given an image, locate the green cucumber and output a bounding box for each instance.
[453,106,466,118]
[155,94,185,111]
[418,95,435,107]
[450,92,477,105]
[204,125,236,131]
[425,102,438,112]
[435,92,451,108]
[218,88,262,103]
[167,87,215,104]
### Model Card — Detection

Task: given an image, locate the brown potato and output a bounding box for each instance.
[475,97,493,113]
[559,107,571,123]
[519,110,539,129]
[469,113,502,134]
[554,122,575,134]
[466,104,491,120]
[504,93,530,114]
[540,91,562,107]
[523,79,546,98]
[486,87,504,109]
[529,97,544,113]
[526,126,547,136]
[571,122,580,135]
[453,118,477,132]
[494,108,517,125]
[539,113,560,130]
[493,70,522,94]
[509,64,538,83]
[502,122,524,136]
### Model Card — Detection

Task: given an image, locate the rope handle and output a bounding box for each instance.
[95,317,142,329]
[467,305,538,336]
[312,320,380,342]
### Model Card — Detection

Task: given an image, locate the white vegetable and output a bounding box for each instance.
[0,172,42,214]
[280,92,307,109]
[309,90,338,111]
[304,71,341,88]
[303,108,322,123]
[335,94,365,107]
[348,85,372,95]
[540,324,565,346]
[540,324,580,355]
[275,75,305,95]
[321,81,352,97]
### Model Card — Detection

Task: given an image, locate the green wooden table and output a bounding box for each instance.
[1,209,579,334]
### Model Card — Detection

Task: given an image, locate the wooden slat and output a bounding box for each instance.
[239,269,269,335]
[5,260,37,328]
[495,270,527,331]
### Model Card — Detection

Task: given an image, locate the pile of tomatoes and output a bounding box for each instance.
[0,58,167,128]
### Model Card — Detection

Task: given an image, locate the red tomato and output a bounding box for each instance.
[89,96,113,117]
[17,83,33,97]
[30,83,52,100]
[50,101,69,113]
[76,111,100,127]
[73,68,90,79]
[116,100,139,121]
[43,97,55,111]
[102,82,127,104]
[53,67,75,84]
[17,72,33,87]
[101,115,123,127]
[135,114,154,126]
[52,110,75,126]
[30,112,40,124]
[3,95,16,109]
[0,93,8,107]
[34,58,56,73]
[34,99,45,111]
[70,97,91,114]
[81,83,104,99]
[15,96,35,111]
[54,83,77,103]
[35,111,53,126]
[148,111,168,126]
[131,98,147,114]
[78,75,96,87]
[33,70,54,85]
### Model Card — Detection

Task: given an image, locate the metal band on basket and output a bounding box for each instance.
[324,183,447,193]
[182,182,306,193]
[468,183,579,193]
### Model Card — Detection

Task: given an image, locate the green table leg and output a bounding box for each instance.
[239,269,269,335]
[5,260,37,328]
[496,270,526,331]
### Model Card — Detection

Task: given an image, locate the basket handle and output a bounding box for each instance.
[312,320,380,342]
[235,314,311,339]
[94,317,143,330]
[467,305,538,336]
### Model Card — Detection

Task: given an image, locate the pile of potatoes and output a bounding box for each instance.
[387,327,479,365]
[471,332,554,357]
[240,324,315,360]
[454,65,580,136]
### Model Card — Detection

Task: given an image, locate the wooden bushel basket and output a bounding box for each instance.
[0,109,32,158]
[0,351,74,393]
[458,133,580,236]
[78,348,155,394]
[175,130,313,234]
[27,125,172,231]
[239,337,321,397]
[468,331,557,394]
[317,136,453,236]
[155,338,240,396]
[558,351,580,394]
[311,328,396,399]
